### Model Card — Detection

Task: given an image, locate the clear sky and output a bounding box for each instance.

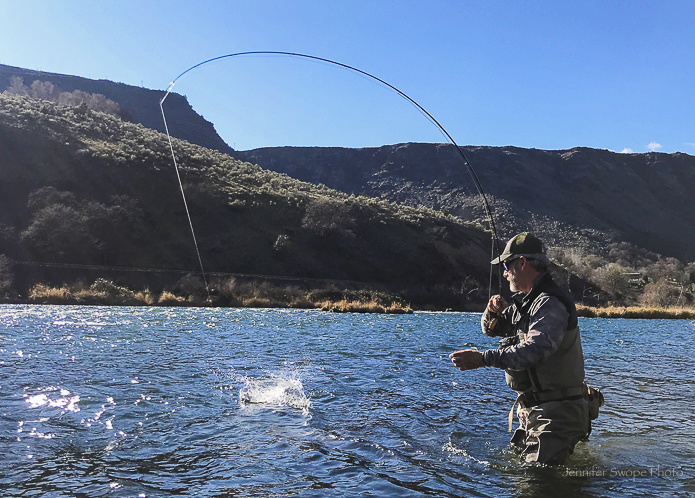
[1,0,693,153]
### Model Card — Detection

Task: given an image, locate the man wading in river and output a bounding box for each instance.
[450,232,589,465]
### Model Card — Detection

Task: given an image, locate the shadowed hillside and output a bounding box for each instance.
[0,93,494,307]
[6,63,692,263]
[238,143,695,262]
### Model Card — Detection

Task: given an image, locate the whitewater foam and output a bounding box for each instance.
[238,373,312,413]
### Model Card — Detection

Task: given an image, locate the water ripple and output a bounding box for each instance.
[0,305,692,496]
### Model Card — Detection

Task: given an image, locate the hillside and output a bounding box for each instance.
[238,143,695,262]
[0,93,493,307]
[0,63,233,154]
[3,64,692,266]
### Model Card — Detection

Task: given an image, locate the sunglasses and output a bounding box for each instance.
[502,256,522,272]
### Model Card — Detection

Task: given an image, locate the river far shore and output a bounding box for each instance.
[576,304,695,319]
[2,279,695,319]
[1,279,415,314]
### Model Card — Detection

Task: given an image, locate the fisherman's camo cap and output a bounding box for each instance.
[491,232,548,264]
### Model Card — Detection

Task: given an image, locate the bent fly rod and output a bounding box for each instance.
[160,51,503,296]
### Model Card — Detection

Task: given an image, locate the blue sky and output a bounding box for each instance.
[1,0,693,153]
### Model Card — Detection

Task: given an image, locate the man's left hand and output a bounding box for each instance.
[449,349,485,370]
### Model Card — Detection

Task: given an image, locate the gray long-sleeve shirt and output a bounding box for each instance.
[481,294,570,371]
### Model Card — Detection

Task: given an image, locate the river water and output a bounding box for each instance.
[1,305,693,497]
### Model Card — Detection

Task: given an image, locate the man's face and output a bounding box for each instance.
[503,257,522,292]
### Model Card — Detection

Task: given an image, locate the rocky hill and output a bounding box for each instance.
[0,63,232,154]
[0,93,493,307]
[4,63,690,265]
[238,144,695,262]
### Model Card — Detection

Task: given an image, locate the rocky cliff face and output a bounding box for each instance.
[0,63,233,154]
[238,144,695,261]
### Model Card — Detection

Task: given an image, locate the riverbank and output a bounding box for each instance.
[4,280,695,318]
[577,304,695,319]
[4,279,414,314]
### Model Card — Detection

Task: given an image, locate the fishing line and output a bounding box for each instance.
[160,51,503,296]
[159,99,210,298]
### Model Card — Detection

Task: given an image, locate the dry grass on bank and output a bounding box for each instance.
[27,284,73,303]
[28,280,156,306]
[22,280,412,314]
[318,299,413,314]
[156,290,213,307]
[26,280,691,318]
[577,304,695,319]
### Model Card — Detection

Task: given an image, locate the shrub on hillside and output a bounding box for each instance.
[301,197,356,238]
[27,187,79,211]
[174,273,208,298]
[0,254,13,294]
[4,77,121,117]
[21,188,146,264]
[21,204,94,261]
[638,278,690,308]
[90,278,135,300]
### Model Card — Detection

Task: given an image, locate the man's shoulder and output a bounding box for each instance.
[530,293,570,318]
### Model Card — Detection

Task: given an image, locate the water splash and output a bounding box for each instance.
[25,387,80,413]
[443,441,490,466]
[239,373,311,413]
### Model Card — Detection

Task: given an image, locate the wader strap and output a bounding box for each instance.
[531,386,584,403]
[518,386,586,409]
[508,393,522,432]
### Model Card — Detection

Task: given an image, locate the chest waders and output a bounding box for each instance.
[503,274,586,430]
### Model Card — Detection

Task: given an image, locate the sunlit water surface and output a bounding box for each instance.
[1,305,693,497]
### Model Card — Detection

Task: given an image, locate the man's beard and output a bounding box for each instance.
[508,274,519,292]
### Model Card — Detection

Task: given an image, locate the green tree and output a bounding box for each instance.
[22,188,147,265]
[83,196,146,264]
[0,254,13,294]
[0,224,18,257]
[21,204,94,262]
